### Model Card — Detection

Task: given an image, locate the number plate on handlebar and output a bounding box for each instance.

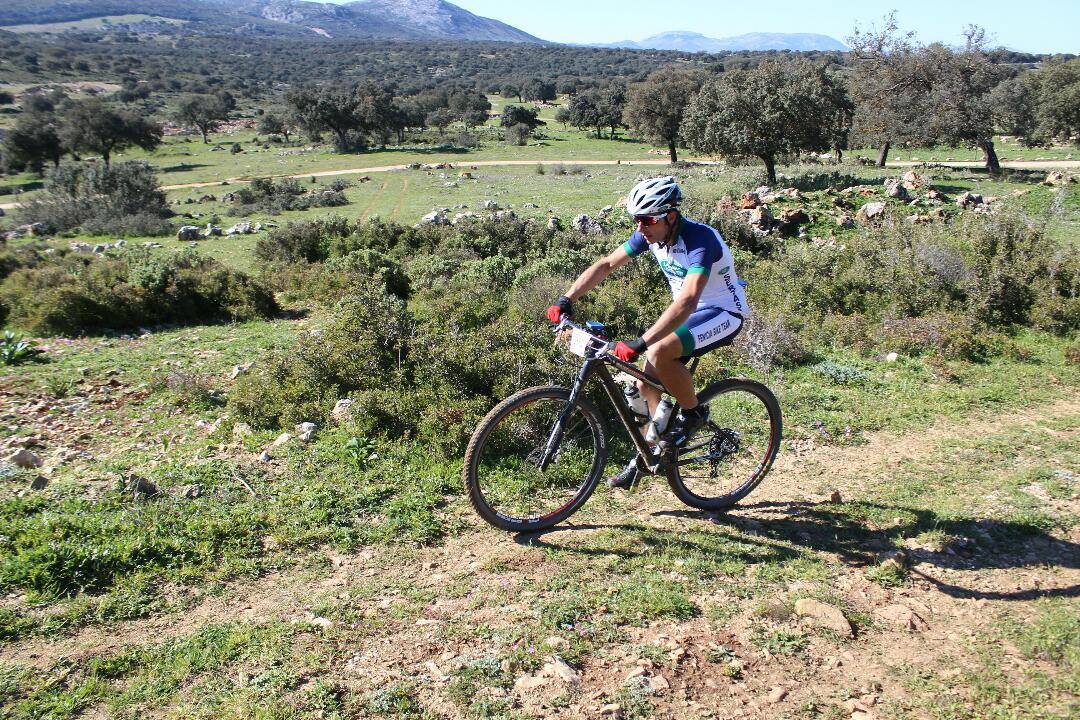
[567,327,595,358]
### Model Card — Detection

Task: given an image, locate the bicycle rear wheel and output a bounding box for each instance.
[664,378,781,511]
[464,385,608,532]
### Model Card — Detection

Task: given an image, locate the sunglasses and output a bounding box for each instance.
[634,213,668,226]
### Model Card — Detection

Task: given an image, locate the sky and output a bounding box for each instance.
[379,0,1080,54]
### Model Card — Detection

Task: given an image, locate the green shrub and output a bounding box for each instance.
[0,331,42,366]
[229,177,347,217]
[229,285,411,428]
[18,161,172,236]
[0,250,277,335]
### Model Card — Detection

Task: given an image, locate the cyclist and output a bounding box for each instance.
[546,176,749,489]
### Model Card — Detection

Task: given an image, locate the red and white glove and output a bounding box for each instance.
[614,337,647,362]
[546,295,573,323]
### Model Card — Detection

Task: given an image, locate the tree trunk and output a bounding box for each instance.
[761,155,776,185]
[668,139,678,164]
[876,141,890,167]
[833,146,843,164]
[200,126,209,143]
[980,139,1001,174]
[595,127,602,139]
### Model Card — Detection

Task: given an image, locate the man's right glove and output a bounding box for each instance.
[546,295,573,323]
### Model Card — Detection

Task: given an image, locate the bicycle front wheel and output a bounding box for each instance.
[665,378,781,511]
[464,385,609,533]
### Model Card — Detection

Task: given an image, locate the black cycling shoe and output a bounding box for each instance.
[607,461,639,489]
[660,407,710,449]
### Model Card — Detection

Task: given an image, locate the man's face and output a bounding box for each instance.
[636,210,675,244]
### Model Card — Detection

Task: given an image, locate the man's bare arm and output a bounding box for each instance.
[565,246,633,301]
[641,272,707,345]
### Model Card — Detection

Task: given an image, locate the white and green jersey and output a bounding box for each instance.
[623,218,749,317]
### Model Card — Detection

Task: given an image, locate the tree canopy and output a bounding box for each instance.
[682,59,851,184]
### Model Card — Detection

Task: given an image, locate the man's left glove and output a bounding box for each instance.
[613,336,648,362]
[546,295,573,324]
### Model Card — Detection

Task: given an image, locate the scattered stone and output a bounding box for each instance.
[901,170,926,190]
[794,598,854,637]
[739,191,762,209]
[856,201,887,222]
[648,674,670,693]
[451,211,478,224]
[481,199,500,210]
[544,657,579,684]
[571,214,603,234]
[829,489,842,503]
[599,703,621,716]
[777,208,809,234]
[230,362,254,380]
[183,483,203,499]
[546,216,561,231]
[270,432,292,448]
[331,399,354,423]
[884,178,909,201]
[1042,171,1074,186]
[233,422,253,438]
[177,226,200,241]
[749,205,773,230]
[885,352,899,363]
[514,674,549,692]
[7,448,43,469]
[29,475,49,491]
[258,450,272,462]
[201,224,223,238]
[126,474,160,500]
[955,191,985,209]
[598,204,614,217]
[875,604,928,631]
[419,209,449,226]
[295,422,316,442]
[836,214,856,229]
[225,222,256,236]
[766,686,788,703]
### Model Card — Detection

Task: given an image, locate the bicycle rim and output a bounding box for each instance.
[667,380,781,510]
[466,387,606,531]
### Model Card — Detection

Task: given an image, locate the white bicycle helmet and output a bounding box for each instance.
[626,176,683,216]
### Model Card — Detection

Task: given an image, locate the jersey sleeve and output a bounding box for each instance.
[685,226,725,274]
[684,236,714,274]
[622,231,648,257]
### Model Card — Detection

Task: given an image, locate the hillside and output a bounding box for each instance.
[0,0,547,42]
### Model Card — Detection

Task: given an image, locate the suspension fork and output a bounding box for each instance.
[537,358,596,470]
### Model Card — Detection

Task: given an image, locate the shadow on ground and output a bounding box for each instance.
[516,499,1079,602]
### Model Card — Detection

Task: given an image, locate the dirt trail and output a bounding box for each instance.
[8,393,1077,717]
[2,158,1076,212]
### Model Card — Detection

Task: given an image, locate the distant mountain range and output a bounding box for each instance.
[1,0,850,51]
[592,31,849,53]
[0,0,546,42]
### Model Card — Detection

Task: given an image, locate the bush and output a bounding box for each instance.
[0,249,278,335]
[18,161,172,236]
[228,177,349,217]
[229,285,411,428]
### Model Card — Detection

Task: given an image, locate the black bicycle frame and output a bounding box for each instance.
[541,342,698,474]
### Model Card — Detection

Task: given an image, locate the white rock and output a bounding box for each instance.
[513,674,549,692]
[270,432,292,448]
[545,658,579,684]
[794,598,854,637]
[230,362,254,380]
[331,399,354,422]
[885,352,899,363]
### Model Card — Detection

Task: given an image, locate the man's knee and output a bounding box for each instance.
[647,334,683,365]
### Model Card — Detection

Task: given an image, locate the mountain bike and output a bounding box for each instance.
[463,318,782,532]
